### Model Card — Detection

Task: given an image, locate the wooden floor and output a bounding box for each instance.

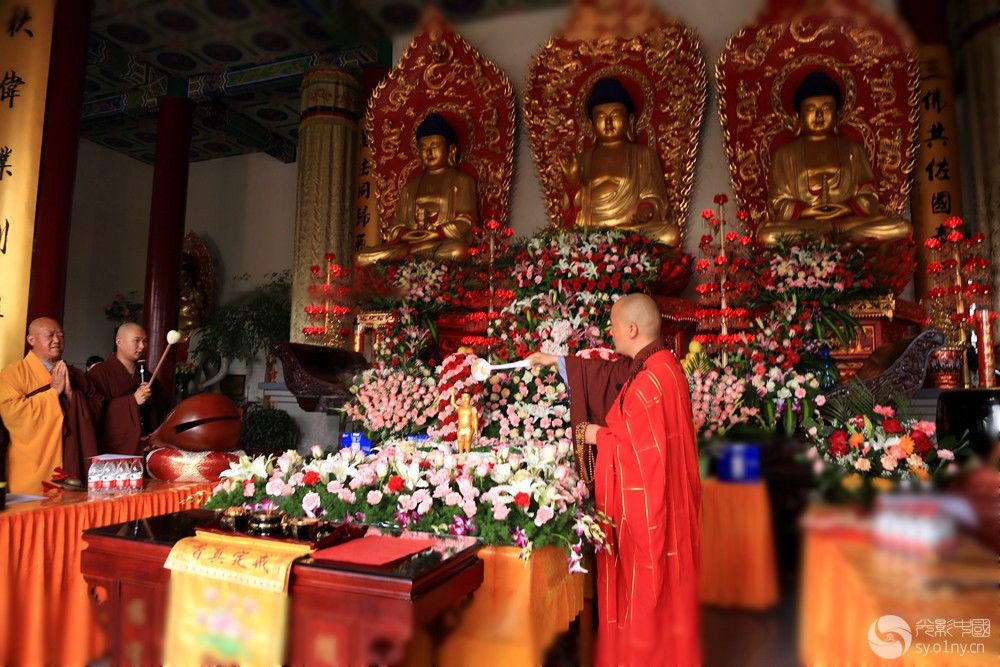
[543,573,800,666]
[701,575,799,667]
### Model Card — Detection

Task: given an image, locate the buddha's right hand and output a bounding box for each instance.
[558,153,580,186]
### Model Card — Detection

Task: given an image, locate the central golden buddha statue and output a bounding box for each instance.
[757,71,913,246]
[561,77,680,246]
[356,113,477,266]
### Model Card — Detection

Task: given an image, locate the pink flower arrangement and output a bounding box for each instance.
[388,258,454,308]
[688,366,758,440]
[342,363,439,439]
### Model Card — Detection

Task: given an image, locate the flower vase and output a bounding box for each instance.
[926,346,966,389]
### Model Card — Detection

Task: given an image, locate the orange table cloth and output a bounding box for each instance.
[0,481,212,667]
[700,478,780,610]
[438,545,586,666]
[799,510,999,666]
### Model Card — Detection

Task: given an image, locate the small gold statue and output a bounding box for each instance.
[450,391,478,454]
[356,113,478,266]
[758,71,913,246]
[560,77,680,246]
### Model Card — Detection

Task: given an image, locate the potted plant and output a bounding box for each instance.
[193,270,292,373]
[240,402,300,457]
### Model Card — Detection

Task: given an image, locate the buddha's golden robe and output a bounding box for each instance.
[0,353,64,494]
[357,168,477,264]
[575,143,677,245]
[762,137,911,244]
[769,137,878,221]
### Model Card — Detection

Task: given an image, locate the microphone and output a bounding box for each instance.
[138,360,147,383]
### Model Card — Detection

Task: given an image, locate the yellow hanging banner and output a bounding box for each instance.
[163,530,313,667]
[0,0,54,366]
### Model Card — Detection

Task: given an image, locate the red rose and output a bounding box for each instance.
[911,430,933,454]
[947,230,964,243]
[302,471,321,486]
[882,418,904,434]
[701,209,714,220]
[829,430,850,457]
[943,215,963,229]
[387,475,405,493]
[514,492,530,508]
[713,193,728,205]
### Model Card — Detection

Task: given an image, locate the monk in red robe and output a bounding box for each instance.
[0,317,98,492]
[88,322,162,456]
[530,294,701,666]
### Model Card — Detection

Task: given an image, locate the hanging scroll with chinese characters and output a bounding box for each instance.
[0,0,54,366]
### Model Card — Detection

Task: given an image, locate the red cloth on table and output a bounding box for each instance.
[312,534,438,566]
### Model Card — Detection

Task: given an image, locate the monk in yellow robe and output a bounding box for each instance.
[0,318,97,493]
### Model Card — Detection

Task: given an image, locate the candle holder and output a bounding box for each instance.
[303,251,352,347]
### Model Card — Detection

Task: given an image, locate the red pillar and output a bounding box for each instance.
[27,0,93,324]
[143,96,194,402]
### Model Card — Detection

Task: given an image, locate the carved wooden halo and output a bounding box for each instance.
[716,4,920,223]
[525,11,706,238]
[364,10,516,228]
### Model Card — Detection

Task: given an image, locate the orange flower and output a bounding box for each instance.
[913,467,930,481]
[840,473,862,492]
[872,478,894,492]
[849,433,865,449]
[897,435,915,455]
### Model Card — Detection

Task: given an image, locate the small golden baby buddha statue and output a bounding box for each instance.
[450,391,479,455]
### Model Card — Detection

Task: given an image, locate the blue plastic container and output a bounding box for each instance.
[339,432,372,455]
[716,442,761,483]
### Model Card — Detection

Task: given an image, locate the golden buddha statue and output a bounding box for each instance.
[356,113,478,266]
[758,71,913,246]
[561,77,679,246]
[451,391,478,454]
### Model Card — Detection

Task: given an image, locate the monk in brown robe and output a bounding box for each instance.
[529,294,701,666]
[0,318,98,493]
[88,322,163,456]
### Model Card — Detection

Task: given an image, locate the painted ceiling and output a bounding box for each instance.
[82,0,564,164]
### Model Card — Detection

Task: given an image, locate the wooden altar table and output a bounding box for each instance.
[0,480,212,667]
[700,478,780,610]
[80,509,484,666]
[799,510,998,666]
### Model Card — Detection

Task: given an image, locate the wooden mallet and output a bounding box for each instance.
[148,329,182,385]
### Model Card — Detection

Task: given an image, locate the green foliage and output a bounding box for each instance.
[240,403,300,457]
[194,270,291,365]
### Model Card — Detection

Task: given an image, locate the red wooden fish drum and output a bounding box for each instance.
[145,394,242,452]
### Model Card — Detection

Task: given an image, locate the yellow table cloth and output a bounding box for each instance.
[700,478,780,610]
[438,545,586,666]
[799,510,998,666]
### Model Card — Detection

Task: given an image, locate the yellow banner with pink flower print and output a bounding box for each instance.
[163,531,313,667]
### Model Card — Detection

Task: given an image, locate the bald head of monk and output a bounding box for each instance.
[26,317,65,364]
[115,322,148,372]
[609,293,661,358]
